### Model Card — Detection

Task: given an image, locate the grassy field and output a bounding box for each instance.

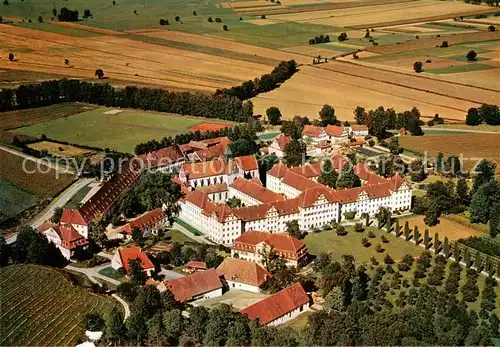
[399,133,500,173]
[165,229,198,244]
[0,264,120,346]
[0,149,75,198]
[425,63,495,74]
[97,267,125,282]
[0,103,96,131]
[64,185,92,210]
[0,179,38,220]
[304,226,423,264]
[11,107,233,153]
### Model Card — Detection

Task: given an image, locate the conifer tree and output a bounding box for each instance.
[424,229,430,250]
[414,225,420,245]
[443,237,449,258]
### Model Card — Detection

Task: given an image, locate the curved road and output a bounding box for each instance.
[6,178,93,244]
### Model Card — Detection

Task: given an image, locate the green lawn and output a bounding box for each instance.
[175,218,203,236]
[64,185,92,210]
[0,179,39,220]
[258,132,280,141]
[97,266,125,281]
[304,226,423,264]
[12,107,233,153]
[165,229,198,244]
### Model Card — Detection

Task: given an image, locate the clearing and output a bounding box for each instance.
[27,141,98,158]
[11,107,235,153]
[399,133,500,173]
[398,215,483,241]
[0,264,120,346]
[303,225,423,264]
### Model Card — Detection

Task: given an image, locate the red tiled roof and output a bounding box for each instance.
[267,162,288,178]
[234,155,258,171]
[119,246,154,271]
[241,283,309,325]
[79,160,143,223]
[325,125,343,137]
[296,186,339,207]
[165,268,222,302]
[139,145,184,168]
[274,135,292,151]
[303,125,324,138]
[186,260,207,270]
[351,125,368,131]
[230,178,284,204]
[202,203,236,223]
[216,258,271,287]
[281,171,321,192]
[39,223,88,250]
[315,141,331,149]
[60,208,87,226]
[232,198,299,222]
[196,183,228,194]
[289,163,321,179]
[331,154,349,172]
[181,157,226,179]
[232,231,306,260]
[122,208,166,235]
[185,190,212,209]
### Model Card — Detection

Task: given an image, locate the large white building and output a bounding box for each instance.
[177,155,412,245]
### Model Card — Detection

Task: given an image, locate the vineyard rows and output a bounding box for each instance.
[0,265,119,346]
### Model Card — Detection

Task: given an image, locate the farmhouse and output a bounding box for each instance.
[231,231,309,268]
[38,223,89,260]
[216,257,271,293]
[121,208,167,238]
[139,145,185,172]
[325,125,349,144]
[111,246,155,276]
[184,260,208,273]
[268,134,292,158]
[302,125,329,145]
[158,268,223,302]
[349,125,369,137]
[60,208,91,239]
[241,282,310,326]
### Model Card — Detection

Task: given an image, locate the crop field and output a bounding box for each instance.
[0,179,38,220]
[0,264,120,346]
[399,133,500,173]
[0,103,96,131]
[304,226,423,264]
[0,149,75,198]
[251,61,489,121]
[0,24,273,92]
[12,107,235,153]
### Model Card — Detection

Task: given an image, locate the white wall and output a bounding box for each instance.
[193,288,223,301]
[225,280,261,293]
[267,303,311,326]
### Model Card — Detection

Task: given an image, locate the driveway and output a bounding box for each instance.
[159,266,185,280]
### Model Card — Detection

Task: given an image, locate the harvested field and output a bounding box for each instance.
[12,107,235,153]
[0,24,272,92]
[0,149,75,198]
[244,19,280,25]
[27,141,97,158]
[269,0,497,28]
[367,30,500,55]
[400,215,482,240]
[222,0,278,9]
[131,29,306,64]
[51,21,125,36]
[251,62,489,122]
[237,0,414,16]
[0,265,120,346]
[399,133,500,173]
[0,103,96,131]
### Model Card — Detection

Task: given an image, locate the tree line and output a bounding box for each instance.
[354,106,424,139]
[215,60,297,101]
[466,104,500,126]
[0,79,254,123]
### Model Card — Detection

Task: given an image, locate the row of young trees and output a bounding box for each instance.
[354,106,424,139]
[0,79,254,122]
[215,60,297,100]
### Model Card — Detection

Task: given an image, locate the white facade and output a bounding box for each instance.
[349,126,369,137]
[223,279,261,293]
[267,303,310,326]
[192,288,223,301]
[70,223,89,239]
[268,138,285,158]
[43,228,72,260]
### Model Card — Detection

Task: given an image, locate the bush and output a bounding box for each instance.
[466,50,477,61]
[368,139,375,147]
[440,40,448,48]
[413,61,423,73]
[215,17,222,23]
[384,254,394,265]
[375,243,384,253]
[344,211,356,220]
[459,237,500,257]
[354,223,364,233]
[175,15,180,21]
[336,225,348,236]
[367,231,376,238]
[362,237,371,247]
[338,32,348,42]
[370,256,379,266]
[488,25,495,32]
[223,25,228,31]
[381,235,389,243]
[208,16,213,22]
[261,14,266,19]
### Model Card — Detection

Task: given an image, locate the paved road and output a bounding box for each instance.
[6,178,94,244]
[66,264,130,319]
[0,145,74,174]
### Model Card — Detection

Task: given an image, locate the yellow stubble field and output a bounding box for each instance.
[0,25,273,92]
